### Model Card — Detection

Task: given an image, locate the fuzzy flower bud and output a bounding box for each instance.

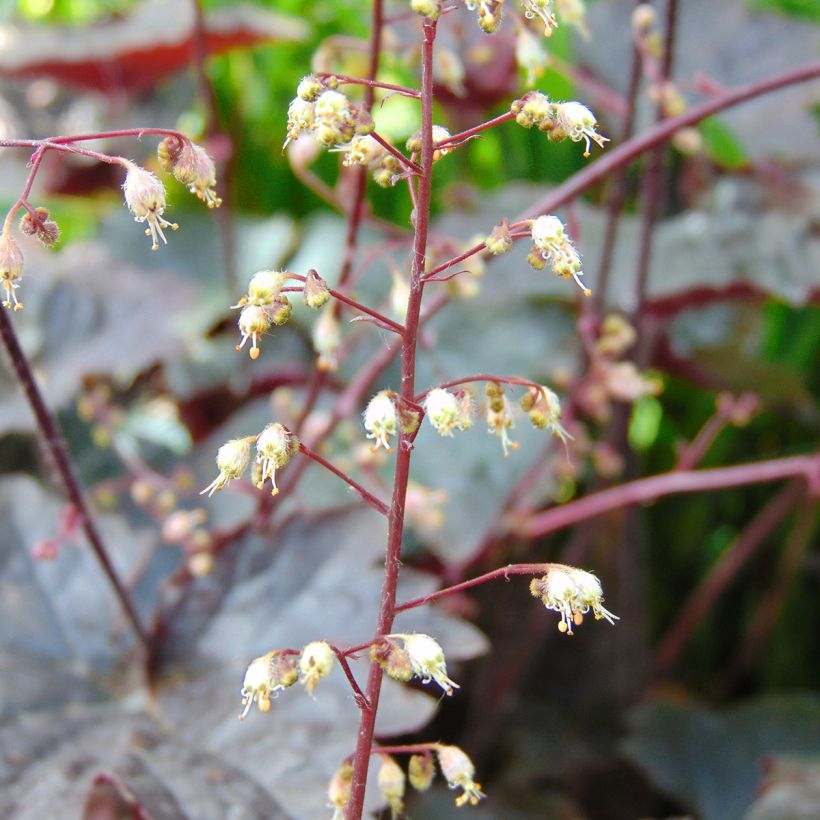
[523,0,558,36]
[269,298,292,326]
[122,162,178,250]
[201,436,254,496]
[520,385,572,442]
[386,633,459,695]
[255,423,298,496]
[364,390,398,452]
[244,269,286,305]
[236,305,273,360]
[327,762,353,820]
[408,753,436,792]
[435,745,485,807]
[411,0,442,19]
[485,221,513,255]
[551,101,608,156]
[20,206,60,247]
[377,755,406,818]
[530,564,619,634]
[454,389,476,430]
[303,268,331,308]
[424,388,460,437]
[510,90,551,129]
[530,214,591,295]
[0,230,24,310]
[371,637,415,683]
[239,650,298,718]
[406,125,453,160]
[312,304,341,371]
[297,74,324,102]
[299,640,335,695]
[157,136,221,208]
[314,89,356,147]
[285,97,315,146]
[485,382,518,456]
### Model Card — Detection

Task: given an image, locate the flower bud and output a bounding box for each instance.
[511,90,551,129]
[364,391,398,452]
[371,637,414,683]
[299,640,335,695]
[312,304,341,371]
[236,305,272,360]
[424,388,460,437]
[485,221,513,255]
[530,214,590,295]
[408,753,435,792]
[530,564,618,634]
[20,206,60,247]
[239,650,298,718]
[520,385,571,443]
[303,268,331,308]
[0,230,24,310]
[411,0,441,19]
[158,136,221,208]
[269,298,292,326]
[435,745,485,807]
[386,633,459,695]
[255,423,298,496]
[377,755,406,817]
[286,97,315,145]
[246,270,286,305]
[297,73,324,102]
[122,162,178,250]
[328,762,353,819]
[201,436,254,496]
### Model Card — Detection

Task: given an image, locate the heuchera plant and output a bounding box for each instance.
[2,1,819,818]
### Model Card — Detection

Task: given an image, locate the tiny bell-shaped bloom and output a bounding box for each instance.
[530,214,591,295]
[20,206,60,247]
[411,0,442,19]
[327,761,353,820]
[408,753,435,792]
[255,423,297,496]
[387,633,460,695]
[299,640,335,695]
[424,388,460,437]
[312,304,341,371]
[552,101,608,156]
[435,744,485,807]
[269,298,292,327]
[377,755,406,818]
[520,385,572,442]
[157,136,221,208]
[522,0,558,36]
[371,637,414,683]
[303,268,331,308]
[364,390,398,452]
[239,650,298,719]
[0,229,24,310]
[454,389,476,430]
[530,564,619,635]
[245,269,286,306]
[122,162,178,250]
[296,73,324,102]
[201,436,254,496]
[236,305,273,360]
[485,220,513,255]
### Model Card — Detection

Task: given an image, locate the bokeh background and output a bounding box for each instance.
[0,1,818,818]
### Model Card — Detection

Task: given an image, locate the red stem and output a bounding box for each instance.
[415,373,540,403]
[369,131,422,174]
[520,454,820,539]
[316,73,419,98]
[435,110,516,149]
[346,19,437,819]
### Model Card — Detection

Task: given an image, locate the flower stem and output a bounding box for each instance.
[0,310,150,652]
[345,18,438,819]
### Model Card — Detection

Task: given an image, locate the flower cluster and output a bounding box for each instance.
[239,640,335,719]
[231,270,291,359]
[530,564,619,634]
[512,92,608,157]
[371,632,460,695]
[157,135,221,208]
[201,422,298,497]
[529,214,591,295]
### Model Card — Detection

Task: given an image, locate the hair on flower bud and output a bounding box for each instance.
[297,73,324,102]
[312,304,341,371]
[411,0,442,19]
[327,761,353,820]
[551,101,608,156]
[424,388,460,437]
[364,390,398,452]
[371,636,415,683]
[157,136,221,208]
[0,229,24,310]
[435,744,485,807]
[239,650,298,719]
[303,268,330,308]
[255,423,298,496]
[269,298,292,327]
[530,564,619,635]
[406,125,453,160]
[485,220,513,255]
[386,633,460,695]
[522,0,558,36]
[201,436,255,496]
[314,89,356,147]
[530,214,591,295]
[510,90,551,129]
[242,269,287,306]
[408,752,436,792]
[122,162,178,250]
[377,755,406,818]
[454,388,476,430]
[299,640,335,695]
[485,382,518,456]
[20,206,60,247]
[395,396,422,436]
[236,305,272,360]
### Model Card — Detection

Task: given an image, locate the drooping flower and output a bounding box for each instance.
[201,436,254,496]
[122,162,178,250]
[485,382,518,456]
[377,755,406,818]
[435,745,485,807]
[522,0,558,36]
[386,633,460,695]
[239,650,298,718]
[255,423,297,495]
[552,101,609,156]
[408,753,436,792]
[530,214,591,295]
[424,388,460,437]
[327,762,353,820]
[236,305,273,360]
[520,385,572,443]
[157,136,221,208]
[530,564,619,634]
[0,230,24,310]
[364,391,398,452]
[299,640,335,695]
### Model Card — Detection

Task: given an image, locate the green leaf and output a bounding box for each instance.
[699,118,749,170]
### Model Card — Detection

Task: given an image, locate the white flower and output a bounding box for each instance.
[201,436,254,496]
[122,162,178,250]
[299,640,335,695]
[246,270,286,305]
[530,214,590,295]
[424,388,460,436]
[236,305,272,360]
[255,423,296,495]
[312,304,341,372]
[0,230,24,311]
[435,745,485,807]
[364,391,398,452]
[553,101,608,156]
[387,633,459,695]
[239,650,298,718]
